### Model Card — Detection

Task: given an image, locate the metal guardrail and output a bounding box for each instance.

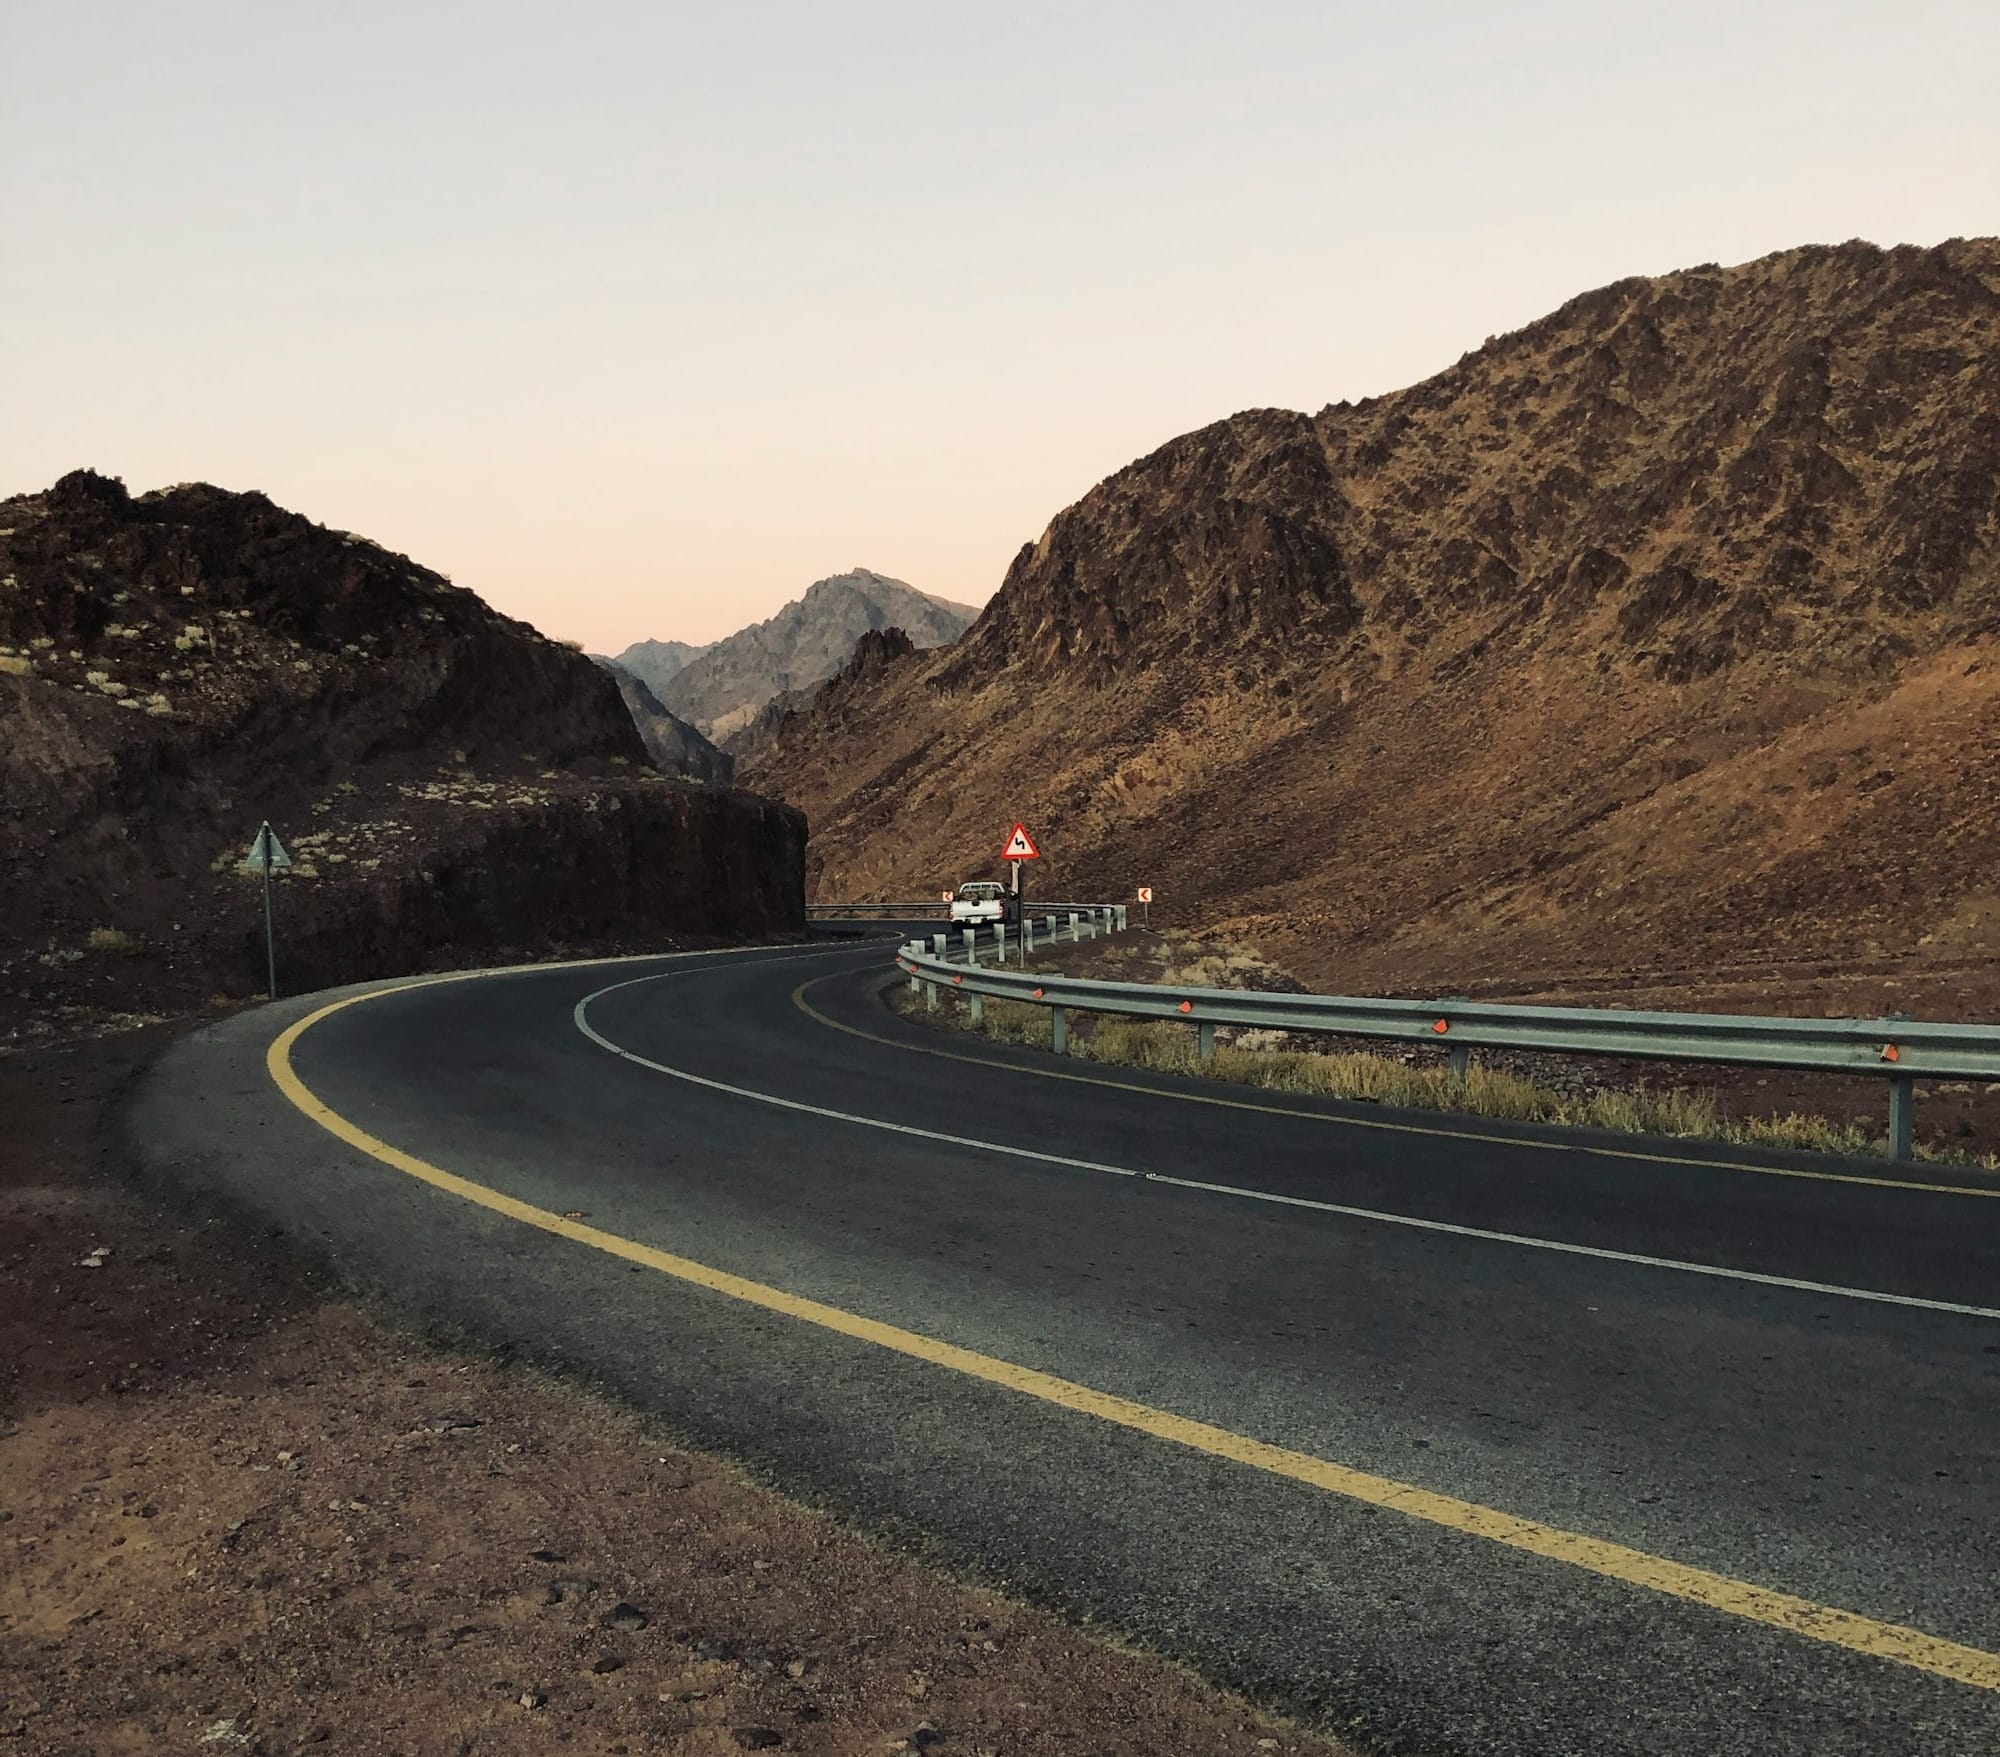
[896,916,1998,1161]
[808,900,1116,919]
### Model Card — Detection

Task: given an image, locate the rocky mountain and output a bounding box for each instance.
[593,659,733,786]
[0,471,804,1044]
[626,569,977,743]
[745,238,2000,1019]
[613,636,709,703]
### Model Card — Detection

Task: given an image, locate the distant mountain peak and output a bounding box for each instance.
[624,569,979,742]
[612,636,710,702]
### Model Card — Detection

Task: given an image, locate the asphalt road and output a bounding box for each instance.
[125,936,2000,1757]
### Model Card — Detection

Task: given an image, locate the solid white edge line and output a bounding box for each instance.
[574,971,2000,1325]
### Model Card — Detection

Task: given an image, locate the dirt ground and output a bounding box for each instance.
[0,1025,1346,1757]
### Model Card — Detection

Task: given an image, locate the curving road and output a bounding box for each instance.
[126,937,2000,1757]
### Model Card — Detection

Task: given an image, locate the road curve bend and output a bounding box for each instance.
[126,940,2000,1757]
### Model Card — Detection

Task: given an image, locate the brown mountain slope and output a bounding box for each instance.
[744,239,2000,1016]
[0,471,803,1043]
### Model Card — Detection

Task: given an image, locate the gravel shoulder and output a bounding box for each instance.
[0,1022,1346,1757]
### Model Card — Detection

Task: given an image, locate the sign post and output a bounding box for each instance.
[242,821,293,1000]
[1000,822,1041,966]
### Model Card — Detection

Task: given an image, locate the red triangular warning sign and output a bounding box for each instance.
[1000,821,1041,861]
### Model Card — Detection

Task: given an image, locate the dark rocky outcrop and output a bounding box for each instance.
[0,473,804,1041]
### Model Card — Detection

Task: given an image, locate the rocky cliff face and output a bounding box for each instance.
[746,239,2000,1016]
[631,569,976,742]
[0,472,804,1043]
[593,659,734,785]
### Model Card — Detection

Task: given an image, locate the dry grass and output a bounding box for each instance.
[84,927,139,956]
[1156,938,1286,990]
[900,983,1997,1169]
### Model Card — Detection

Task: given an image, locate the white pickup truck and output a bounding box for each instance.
[949,880,1019,928]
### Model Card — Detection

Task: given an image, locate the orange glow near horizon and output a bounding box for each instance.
[6,3,1996,653]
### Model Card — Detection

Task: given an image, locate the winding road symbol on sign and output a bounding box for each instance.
[1000,822,1040,861]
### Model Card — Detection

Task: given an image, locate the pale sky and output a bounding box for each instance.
[5,2,1996,652]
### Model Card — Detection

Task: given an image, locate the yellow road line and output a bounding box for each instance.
[793,975,2000,1201]
[263,972,2000,1693]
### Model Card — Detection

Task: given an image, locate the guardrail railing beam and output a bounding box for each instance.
[896,927,1992,1164]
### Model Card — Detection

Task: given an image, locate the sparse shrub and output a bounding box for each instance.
[0,654,31,676]
[85,927,139,956]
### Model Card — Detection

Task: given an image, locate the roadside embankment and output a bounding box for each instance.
[897,927,2000,1169]
[0,1024,1343,1757]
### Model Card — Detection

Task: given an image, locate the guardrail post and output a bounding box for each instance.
[1197,1020,1215,1062]
[963,927,978,965]
[1887,1074,1914,1161]
[995,923,1008,961]
[924,979,938,1012]
[1448,1044,1471,1081]
[931,934,947,959]
[969,992,984,1024]
[1051,1007,1068,1055]
[1068,911,1080,942]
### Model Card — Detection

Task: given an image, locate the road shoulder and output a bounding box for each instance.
[1,1019,1346,1757]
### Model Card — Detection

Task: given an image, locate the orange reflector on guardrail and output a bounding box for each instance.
[1882,1043,1900,1062]
[1178,1000,1194,1014]
[1032,987,1045,999]
[1433,1019,1450,1034]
